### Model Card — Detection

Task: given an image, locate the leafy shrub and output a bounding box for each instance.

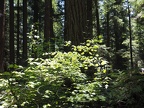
[0,39,110,108]
[108,71,144,107]
[2,38,144,108]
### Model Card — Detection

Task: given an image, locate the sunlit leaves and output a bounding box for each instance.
[0,38,110,107]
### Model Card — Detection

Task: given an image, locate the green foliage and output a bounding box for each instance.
[1,40,144,108]
[28,24,44,58]
[108,71,144,107]
[0,39,109,108]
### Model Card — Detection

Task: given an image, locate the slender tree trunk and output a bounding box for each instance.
[34,0,39,24]
[113,18,122,70]
[32,0,39,58]
[9,0,15,64]
[33,0,39,36]
[127,0,133,69]
[106,12,110,47]
[0,0,5,71]
[64,0,87,46]
[44,0,54,52]
[17,0,20,64]
[23,0,27,65]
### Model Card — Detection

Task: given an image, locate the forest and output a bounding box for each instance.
[0,0,144,107]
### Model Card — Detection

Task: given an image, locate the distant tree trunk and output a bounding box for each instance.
[33,0,39,24]
[9,0,15,64]
[44,0,55,52]
[106,12,110,47]
[127,0,133,69]
[113,13,127,70]
[33,0,39,36]
[86,0,93,39]
[22,0,27,66]
[64,0,87,46]
[95,0,100,37]
[0,0,5,71]
[32,0,39,58]
[17,0,20,64]
[113,19,121,69]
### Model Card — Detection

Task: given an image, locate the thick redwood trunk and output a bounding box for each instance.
[64,0,87,46]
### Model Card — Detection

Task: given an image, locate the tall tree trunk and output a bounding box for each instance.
[64,0,87,46]
[127,0,133,69]
[113,19,121,69]
[0,0,5,71]
[17,0,20,64]
[23,0,27,66]
[32,0,39,58]
[9,0,15,64]
[33,0,39,36]
[86,0,93,39]
[44,0,55,52]
[113,12,127,70]
[34,0,39,24]
[95,0,100,37]
[106,12,110,47]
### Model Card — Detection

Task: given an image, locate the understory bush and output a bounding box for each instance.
[1,38,144,108]
[0,39,110,108]
[107,71,144,107]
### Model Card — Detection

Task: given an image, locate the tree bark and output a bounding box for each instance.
[86,0,93,39]
[44,0,55,52]
[127,0,133,69]
[95,0,100,37]
[64,0,87,46]
[17,0,20,64]
[9,0,15,64]
[0,0,5,71]
[106,12,110,47]
[33,0,39,37]
[33,0,39,24]
[113,12,127,70]
[23,0,28,66]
